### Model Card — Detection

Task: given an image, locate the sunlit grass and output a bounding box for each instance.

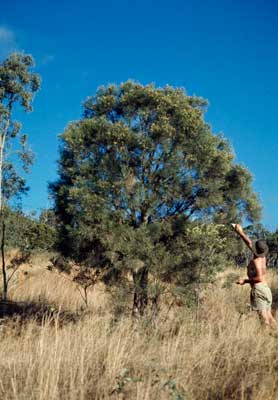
[0,256,278,400]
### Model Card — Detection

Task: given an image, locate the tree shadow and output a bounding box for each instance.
[0,298,81,326]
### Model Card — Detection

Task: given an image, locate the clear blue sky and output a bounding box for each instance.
[1,0,278,229]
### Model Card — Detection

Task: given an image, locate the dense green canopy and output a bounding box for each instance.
[51,82,261,312]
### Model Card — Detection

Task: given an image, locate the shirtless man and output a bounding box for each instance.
[233,224,276,326]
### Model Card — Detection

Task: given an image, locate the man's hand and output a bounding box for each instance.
[232,224,253,251]
[236,278,245,285]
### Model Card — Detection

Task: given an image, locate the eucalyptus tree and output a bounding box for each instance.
[51,82,260,314]
[0,53,40,299]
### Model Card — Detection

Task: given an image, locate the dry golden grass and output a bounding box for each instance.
[1,256,278,400]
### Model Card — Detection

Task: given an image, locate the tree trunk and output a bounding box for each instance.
[1,216,7,300]
[132,267,148,316]
[0,135,7,300]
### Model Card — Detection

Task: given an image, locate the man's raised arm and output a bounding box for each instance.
[232,224,253,251]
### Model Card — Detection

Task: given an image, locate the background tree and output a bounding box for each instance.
[51,82,260,314]
[266,230,278,268]
[0,53,40,299]
[4,208,57,251]
[243,224,278,268]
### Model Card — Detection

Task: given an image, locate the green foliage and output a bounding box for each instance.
[167,222,227,284]
[157,222,230,306]
[266,231,278,268]
[0,53,40,112]
[244,224,278,268]
[52,82,260,258]
[4,208,57,251]
[0,52,41,299]
[0,52,41,204]
[51,82,261,312]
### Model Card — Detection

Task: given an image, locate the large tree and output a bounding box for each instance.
[51,82,260,314]
[0,53,40,299]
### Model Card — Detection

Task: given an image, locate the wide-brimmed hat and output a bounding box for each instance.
[252,240,269,257]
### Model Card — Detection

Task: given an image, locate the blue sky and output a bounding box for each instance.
[1,0,278,229]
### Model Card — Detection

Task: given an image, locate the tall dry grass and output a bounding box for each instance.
[1,258,278,400]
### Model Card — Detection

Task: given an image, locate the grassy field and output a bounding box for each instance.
[0,253,278,400]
